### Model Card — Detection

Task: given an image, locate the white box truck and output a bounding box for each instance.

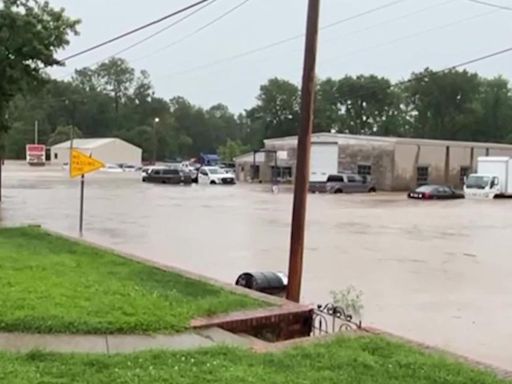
[464,157,512,198]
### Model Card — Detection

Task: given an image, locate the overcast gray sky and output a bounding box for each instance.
[47,0,512,112]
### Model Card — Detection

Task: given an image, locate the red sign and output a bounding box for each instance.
[26,144,45,153]
[26,144,46,165]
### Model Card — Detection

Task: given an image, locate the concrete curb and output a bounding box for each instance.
[43,227,292,308]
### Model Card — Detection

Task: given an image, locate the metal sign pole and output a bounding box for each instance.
[69,148,104,236]
[79,174,85,235]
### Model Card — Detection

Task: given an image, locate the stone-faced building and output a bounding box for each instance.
[234,133,512,191]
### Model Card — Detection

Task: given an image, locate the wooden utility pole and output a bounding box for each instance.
[286,0,321,303]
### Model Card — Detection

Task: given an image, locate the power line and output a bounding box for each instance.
[161,0,456,82]
[444,45,512,69]
[98,0,219,63]
[158,0,409,78]
[56,1,218,80]
[320,9,497,67]
[466,0,512,11]
[320,0,456,47]
[26,43,512,107]
[321,0,408,30]
[324,43,512,105]
[131,0,252,64]
[58,0,212,63]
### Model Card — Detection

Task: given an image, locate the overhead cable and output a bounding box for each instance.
[58,0,212,63]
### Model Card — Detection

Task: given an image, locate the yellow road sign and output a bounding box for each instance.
[70,149,105,178]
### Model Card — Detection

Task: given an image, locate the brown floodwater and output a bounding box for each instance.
[1,161,511,369]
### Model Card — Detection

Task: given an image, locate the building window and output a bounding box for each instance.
[54,153,58,160]
[460,166,471,186]
[417,166,429,185]
[357,164,372,176]
[271,166,292,180]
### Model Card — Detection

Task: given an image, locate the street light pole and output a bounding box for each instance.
[34,120,39,144]
[152,117,159,164]
[286,0,321,303]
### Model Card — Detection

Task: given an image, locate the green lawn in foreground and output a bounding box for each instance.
[0,227,265,334]
[0,336,507,384]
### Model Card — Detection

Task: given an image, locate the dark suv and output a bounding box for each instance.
[142,168,192,185]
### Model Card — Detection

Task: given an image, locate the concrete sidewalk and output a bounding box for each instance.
[0,328,252,354]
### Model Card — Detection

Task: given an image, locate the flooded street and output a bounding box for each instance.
[2,162,511,369]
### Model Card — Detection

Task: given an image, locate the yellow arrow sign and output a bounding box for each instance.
[70,149,105,178]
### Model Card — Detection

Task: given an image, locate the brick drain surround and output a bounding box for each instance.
[191,305,314,342]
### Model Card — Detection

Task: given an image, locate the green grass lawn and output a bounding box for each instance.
[0,227,265,334]
[0,336,508,384]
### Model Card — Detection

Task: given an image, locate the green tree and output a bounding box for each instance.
[335,75,401,135]
[48,125,83,147]
[218,139,250,162]
[0,0,79,133]
[117,125,153,161]
[403,69,482,140]
[95,58,136,116]
[476,77,512,142]
[246,78,300,141]
[72,68,98,93]
[315,78,343,133]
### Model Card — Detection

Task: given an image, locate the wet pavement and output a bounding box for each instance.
[1,161,511,369]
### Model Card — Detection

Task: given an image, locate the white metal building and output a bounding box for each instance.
[50,138,142,166]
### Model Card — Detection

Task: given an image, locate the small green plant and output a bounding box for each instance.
[330,285,364,321]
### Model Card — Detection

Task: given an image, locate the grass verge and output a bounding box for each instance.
[0,227,266,334]
[0,335,508,383]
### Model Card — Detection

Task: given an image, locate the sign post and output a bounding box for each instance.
[79,175,85,234]
[69,149,105,235]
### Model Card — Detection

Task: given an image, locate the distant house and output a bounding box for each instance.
[50,138,142,166]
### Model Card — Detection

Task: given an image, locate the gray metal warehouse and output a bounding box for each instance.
[51,138,142,166]
[234,133,512,191]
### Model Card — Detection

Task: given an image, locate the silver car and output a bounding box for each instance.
[310,173,376,194]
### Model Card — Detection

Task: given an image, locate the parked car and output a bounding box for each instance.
[309,173,376,194]
[178,162,199,182]
[118,164,139,172]
[408,185,464,200]
[141,166,160,176]
[221,167,235,175]
[198,166,236,185]
[101,164,124,173]
[142,167,192,185]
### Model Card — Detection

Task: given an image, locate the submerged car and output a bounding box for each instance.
[408,185,464,200]
[142,167,192,185]
[198,166,236,185]
[309,173,376,194]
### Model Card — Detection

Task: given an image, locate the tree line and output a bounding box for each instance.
[6,57,512,161]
